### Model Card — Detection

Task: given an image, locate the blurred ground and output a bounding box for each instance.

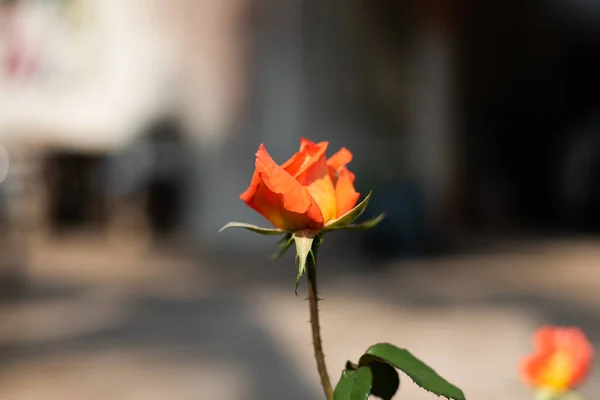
[0,235,599,400]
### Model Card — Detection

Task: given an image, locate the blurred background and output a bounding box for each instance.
[0,0,599,398]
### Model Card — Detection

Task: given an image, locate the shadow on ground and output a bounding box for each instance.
[0,281,316,400]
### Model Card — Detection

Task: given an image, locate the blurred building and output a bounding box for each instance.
[459,0,600,234]
[0,0,599,274]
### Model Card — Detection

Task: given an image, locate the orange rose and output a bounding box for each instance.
[240,138,360,231]
[521,326,594,393]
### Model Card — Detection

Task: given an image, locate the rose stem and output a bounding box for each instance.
[307,243,333,400]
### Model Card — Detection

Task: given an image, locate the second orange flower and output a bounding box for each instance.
[521,326,594,394]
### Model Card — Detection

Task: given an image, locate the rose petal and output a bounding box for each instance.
[534,326,559,352]
[561,328,594,388]
[521,354,547,387]
[240,144,324,230]
[295,156,338,223]
[334,168,360,217]
[327,147,353,172]
[536,350,575,392]
[281,138,329,178]
[278,138,339,222]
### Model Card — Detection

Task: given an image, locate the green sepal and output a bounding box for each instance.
[292,230,318,295]
[323,191,372,231]
[359,343,465,400]
[333,366,373,400]
[534,390,583,400]
[534,391,553,400]
[272,233,294,260]
[342,212,386,231]
[559,392,585,400]
[219,222,286,235]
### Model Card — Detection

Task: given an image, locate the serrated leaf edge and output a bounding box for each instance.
[360,343,466,400]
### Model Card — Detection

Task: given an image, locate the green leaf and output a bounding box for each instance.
[292,230,317,294]
[219,222,286,235]
[340,367,353,380]
[368,361,400,400]
[323,191,372,230]
[338,360,360,381]
[272,233,294,260]
[360,343,465,400]
[333,366,373,400]
[343,212,386,231]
